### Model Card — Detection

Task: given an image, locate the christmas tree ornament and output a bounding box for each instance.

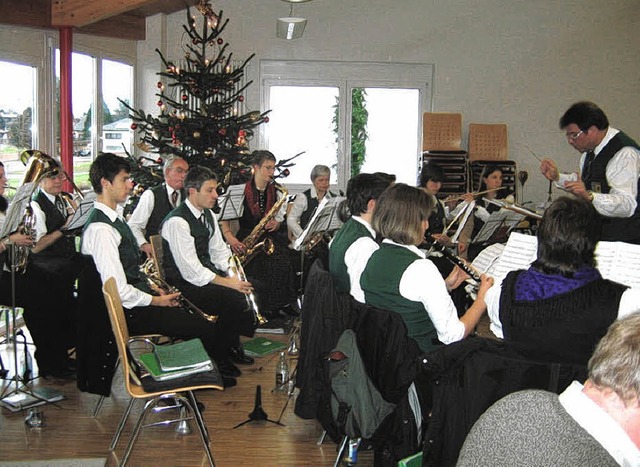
[130,123,138,130]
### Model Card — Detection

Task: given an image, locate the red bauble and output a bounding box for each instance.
[282,169,291,177]
[238,95,245,102]
[157,100,163,107]
[157,158,163,164]
[130,123,138,130]
[217,38,224,45]
[218,128,227,136]
[156,81,162,88]
[263,116,270,123]
[181,94,188,101]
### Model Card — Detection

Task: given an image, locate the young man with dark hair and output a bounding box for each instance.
[540,101,640,243]
[328,172,394,301]
[81,153,237,387]
[161,165,257,377]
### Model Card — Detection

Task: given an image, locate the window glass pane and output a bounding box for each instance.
[0,60,36,189]
[101,59,133,156]
[358,88,420,185]
[267,86,340,185]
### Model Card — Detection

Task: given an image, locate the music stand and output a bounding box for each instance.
[472,204,525,245]
[0,183,53,409]
[233,385,285,428]
[292,196,345,294]
[62,192,97,233]
[218,184,245,221]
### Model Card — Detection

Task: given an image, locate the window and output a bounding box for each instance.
[260,61,433,193]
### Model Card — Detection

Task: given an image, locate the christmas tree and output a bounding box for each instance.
[120,0,274,209]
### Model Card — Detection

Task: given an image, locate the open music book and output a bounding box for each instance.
[293,195,346,251]
[63,192,97,232]
[489,232,640,289]
[472,208,525,244]
[217,184,246,221]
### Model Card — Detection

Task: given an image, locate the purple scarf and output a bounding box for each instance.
[515,266,602,301]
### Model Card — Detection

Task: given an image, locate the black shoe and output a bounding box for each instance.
[229,344,255,365]
[217,359,242,378]
[223,376,237,388]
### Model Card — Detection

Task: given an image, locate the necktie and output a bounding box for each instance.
[55,196,66,216]
[200,213,212,237]
[582,151,595,182]
[171,190,179,207]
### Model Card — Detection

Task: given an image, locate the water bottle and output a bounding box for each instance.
[275,351,289,390]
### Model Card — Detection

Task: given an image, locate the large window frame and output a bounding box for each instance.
[259,60,434,193]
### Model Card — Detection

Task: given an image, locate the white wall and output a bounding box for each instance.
[138,0,639,204]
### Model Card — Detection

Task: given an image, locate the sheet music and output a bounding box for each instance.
[63,192,97,231]
[492,232,537,282]
[595,241,640,288]
[0,182,37,239]
[217,184,245,221]
[293,196,346,250]
[449,201,475,243]
[491,233,640,289]
[473,208,525,244]
[471,243,506,277]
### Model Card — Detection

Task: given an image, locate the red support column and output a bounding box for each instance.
[59,27,74,193]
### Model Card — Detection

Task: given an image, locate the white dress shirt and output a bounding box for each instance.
[81,201,153,309]
[342,216,379,303]
[30,189,60,242]
[380,239,466,344]
[559,381,640,466]
[486,273,640,339]
[287,187,335,239]
[557,127,640,218]
[128,184,181,247]
[161,199,231,287]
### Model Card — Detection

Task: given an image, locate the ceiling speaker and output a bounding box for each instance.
[276,17,307,40]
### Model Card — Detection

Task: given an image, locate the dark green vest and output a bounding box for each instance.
[329,218,374,293]
[361,243,438,352]
[145,184,184,240]
[83,207,149,292]
[161,203,224,283]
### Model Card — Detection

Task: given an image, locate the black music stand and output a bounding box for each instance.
[292,196,345,295]
[218,184,246,221]
[233,385,285,428]
[0,183,55,409]
[62,192,97,233]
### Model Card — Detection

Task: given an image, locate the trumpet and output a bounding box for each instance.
[228,253,267,325]
[140,257,218,323]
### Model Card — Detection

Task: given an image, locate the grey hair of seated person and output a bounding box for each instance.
[588,312,640,405]
[310,164,330,182]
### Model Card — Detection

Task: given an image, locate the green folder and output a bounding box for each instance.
[138,338,214,381]
[242,337,287,357]
[397,452,422,467]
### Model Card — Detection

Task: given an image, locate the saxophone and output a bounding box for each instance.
[237,181,288,265]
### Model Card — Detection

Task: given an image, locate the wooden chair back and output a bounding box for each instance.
[422,112,463,151]
[468,123,508,161]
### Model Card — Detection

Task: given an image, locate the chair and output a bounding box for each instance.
[467,123,508,161]
[422,112,463,151]
[102,277,223,466]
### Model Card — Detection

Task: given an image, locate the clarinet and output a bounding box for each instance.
[423,234,482,282]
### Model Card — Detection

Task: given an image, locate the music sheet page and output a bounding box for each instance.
[595,241,640,288]
[492,232,537,282]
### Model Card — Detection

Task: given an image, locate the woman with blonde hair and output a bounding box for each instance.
[360,183,493,353]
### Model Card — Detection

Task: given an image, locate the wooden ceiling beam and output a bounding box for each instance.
[0,0,51,29]
[76,14,147,41]
[52,0,158,27]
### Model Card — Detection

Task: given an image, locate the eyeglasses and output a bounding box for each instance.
[566,130,584,141]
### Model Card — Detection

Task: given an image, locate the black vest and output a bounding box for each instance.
[83,208,149,293]
[145,184,182,240]
[299,189,338,230]
[30,190,77,259]
[583,131,640,243]
[499,270,625,365]
[426,197,445,235]
[161,203,225,283]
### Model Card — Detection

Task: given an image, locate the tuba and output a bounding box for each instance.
[13,150,62,273]
[237,181,288,265]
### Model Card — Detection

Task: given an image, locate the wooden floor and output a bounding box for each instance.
[0,332,373,466]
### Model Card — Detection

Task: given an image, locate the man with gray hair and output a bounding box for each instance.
[128,156,188,256]
[457,313,640,466]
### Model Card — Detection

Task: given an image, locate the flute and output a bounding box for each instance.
[443,186,505,204]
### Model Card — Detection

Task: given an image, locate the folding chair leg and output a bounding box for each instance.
[110,397,135,451]
[182,392,215,466]
[334,435,349,467]
[121,398,161,466]
[92,395,106,418]
[316,429,327,446]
